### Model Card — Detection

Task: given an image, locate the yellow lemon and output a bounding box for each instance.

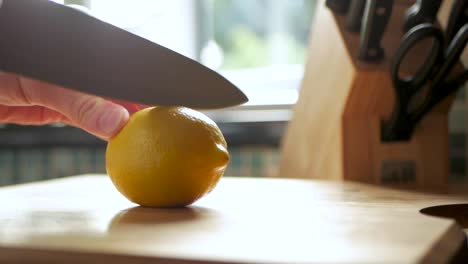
[106,106,229,207]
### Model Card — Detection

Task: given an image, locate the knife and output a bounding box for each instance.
[0,0,248,109]
[325,0,350,15]
[402,0,442,32]
[358,0,394,62]
[445,0,468,42]
[345,0,367,33]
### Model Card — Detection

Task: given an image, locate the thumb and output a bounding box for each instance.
[19,77,129,140]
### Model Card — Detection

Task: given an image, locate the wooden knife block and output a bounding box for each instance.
[280,0,463,192]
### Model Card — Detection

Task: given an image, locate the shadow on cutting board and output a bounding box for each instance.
[107,206,221,233]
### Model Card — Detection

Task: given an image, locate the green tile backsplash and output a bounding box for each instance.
[0,146,280,186]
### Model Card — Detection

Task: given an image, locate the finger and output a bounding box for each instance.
[18,76,129,140]
[109,98,149,114]
[0,105,113,141]
[0,72,146,112]
[0,105,71,125]
[0,72,31,106]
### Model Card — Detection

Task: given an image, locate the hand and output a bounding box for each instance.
[0,72,145,140]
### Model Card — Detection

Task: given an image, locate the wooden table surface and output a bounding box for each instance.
[0,175,467,263]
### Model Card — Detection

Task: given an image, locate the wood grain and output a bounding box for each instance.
[280,0,354,181]
[0,175,467,263]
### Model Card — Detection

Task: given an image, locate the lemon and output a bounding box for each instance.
[106,106,229,207]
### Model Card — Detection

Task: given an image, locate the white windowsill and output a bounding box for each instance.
[202,64,302,123]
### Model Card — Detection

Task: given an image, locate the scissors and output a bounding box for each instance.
[381,23,468,141]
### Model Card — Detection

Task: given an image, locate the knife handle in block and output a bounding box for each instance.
[325,0,350,15]
[358,0,394,62]
[346,0,366,33]
[403,0,442,32]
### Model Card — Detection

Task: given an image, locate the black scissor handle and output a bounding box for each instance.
[390,23,444,95]
[435,24,468,88]
[411,24,468,123]
[383,24,444,142]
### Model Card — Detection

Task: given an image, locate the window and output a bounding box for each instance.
[63,0,317,109]
[210,1,315,70]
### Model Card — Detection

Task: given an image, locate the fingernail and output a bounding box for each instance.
[98,107,129,137]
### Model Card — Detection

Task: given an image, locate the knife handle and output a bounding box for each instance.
[446,0,468,42]
[403,0,442,32]
[346,0,367,33]
[325,0,350,15]
[358,0,394,62]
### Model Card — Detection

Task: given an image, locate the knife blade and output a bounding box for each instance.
[445,0,468,42]
[402,0,442,32]
[325,0,350,15]
[345,0,367,33]
[358,0,394,62]
[0,0,248,109]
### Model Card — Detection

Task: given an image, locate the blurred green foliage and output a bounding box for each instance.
[221,26,269,69]
[213,0,316,69]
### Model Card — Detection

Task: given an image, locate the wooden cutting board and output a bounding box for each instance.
[0,175,467,263]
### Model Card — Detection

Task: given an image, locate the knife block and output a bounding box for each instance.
[279,0,464,192]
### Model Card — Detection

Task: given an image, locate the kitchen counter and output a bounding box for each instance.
[0,175,467,263]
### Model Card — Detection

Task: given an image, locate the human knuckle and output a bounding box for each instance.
[73,97,100,124]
